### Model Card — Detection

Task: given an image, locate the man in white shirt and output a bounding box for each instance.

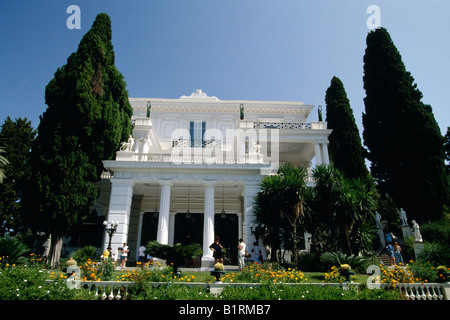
[138,245,146,263]
[237,238,246,271]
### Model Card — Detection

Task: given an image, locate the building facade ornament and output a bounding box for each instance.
[180,89,219,100]
[412,220,423,242]
[119,135,134,152]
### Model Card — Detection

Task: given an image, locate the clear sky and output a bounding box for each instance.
[1,1,449,136]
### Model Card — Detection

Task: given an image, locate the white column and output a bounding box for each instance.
[314,141,322,166]
[242,182,261,248]
[201,181,216,270]
[321,140,330,165]
[135,211,144,260]
[237,213,243,240]
[168,212,176,245]
[156,181,172,245]
[103,179,134,253]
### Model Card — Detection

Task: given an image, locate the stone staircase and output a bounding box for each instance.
[376,249,392,266]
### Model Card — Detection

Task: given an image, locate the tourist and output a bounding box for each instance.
[394,242,404,265]
[386,242,395,265]
[209,236,224,264]
[102,246,111,261]
[112,248,118,264]
[138,245,146,263]
[119,242,129,269]
[237,238,246,270]
[251,242,261,264]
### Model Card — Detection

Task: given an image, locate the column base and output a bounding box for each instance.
[401,225,412,240]
[200,256,215,271]
[413,241,424,259]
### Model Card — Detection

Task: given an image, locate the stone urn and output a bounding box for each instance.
[339,264,355,282]
[210,263,226,283]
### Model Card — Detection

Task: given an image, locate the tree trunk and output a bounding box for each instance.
[344,225,353,255]
[48,234,63,268]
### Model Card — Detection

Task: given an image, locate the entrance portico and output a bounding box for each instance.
[102,161,269,270]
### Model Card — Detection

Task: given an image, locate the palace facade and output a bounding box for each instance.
[84,90,331,269]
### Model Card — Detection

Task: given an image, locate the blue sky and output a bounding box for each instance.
[1,1,449,136]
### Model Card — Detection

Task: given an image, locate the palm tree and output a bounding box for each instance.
[311,165,377,255]
[347,177,377,254]
[310,165,344,253]
[253,163,309,264]
[253,176,283,262]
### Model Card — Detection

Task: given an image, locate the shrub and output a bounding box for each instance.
[218,284,403,300]
[420,219,450,244]
[214,263,224,271]
[0,236,30,264]
[296,251,320,271]
[408,261,438,283]
[0,259,88,300]
[222,263,306,283]
[145,241,202,274]
[71,245,98,263]
[339,264,351,271]
[319,252,368,272]
[417,242,450,266]
[324,266,349,283]
[379,264,415,285]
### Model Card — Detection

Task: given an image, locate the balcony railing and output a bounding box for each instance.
[172,139,222,149]
[253,121,311,130]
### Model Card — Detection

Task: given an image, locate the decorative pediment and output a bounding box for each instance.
[180,89,219,101]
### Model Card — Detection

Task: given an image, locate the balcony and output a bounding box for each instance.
[237,120,326,130]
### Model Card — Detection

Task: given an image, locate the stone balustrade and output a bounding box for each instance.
[67,280,449,300]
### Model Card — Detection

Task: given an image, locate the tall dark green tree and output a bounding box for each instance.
[325,76,368,179]
[25,14,132,266]
[362,27,447,222]
[0,117,36,236]
[444,127,450,174]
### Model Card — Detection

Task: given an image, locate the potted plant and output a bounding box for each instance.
[339,264,355,282]
[65,257,78,276]
[210,263,226,283]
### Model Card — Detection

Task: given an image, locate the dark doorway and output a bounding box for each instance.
[174,212,204,246]
[140,211,159,247]
[214,213,238,265]
[173,212,239,266]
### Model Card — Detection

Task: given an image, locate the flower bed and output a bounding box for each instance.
[222,264,307,283]
[0,255,441,300]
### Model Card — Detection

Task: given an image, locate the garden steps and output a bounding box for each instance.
[377,252,391,265]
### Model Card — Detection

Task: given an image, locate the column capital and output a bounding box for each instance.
[202,180,217,187]
[314,137,329,144]
[110,178,135,186]
[158,179,173,187]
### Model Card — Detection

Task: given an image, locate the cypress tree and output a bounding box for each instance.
[362,27,447,222]
[26,14,132,265]
[325,76,368,179]
[445,127,450,174]
[0,117,36,236]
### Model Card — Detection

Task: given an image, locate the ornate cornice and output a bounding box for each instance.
[129,95,313,116]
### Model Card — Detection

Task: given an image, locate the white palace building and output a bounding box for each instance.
[87,90,331,269]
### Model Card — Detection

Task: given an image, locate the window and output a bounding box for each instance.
[190,121,206,147]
